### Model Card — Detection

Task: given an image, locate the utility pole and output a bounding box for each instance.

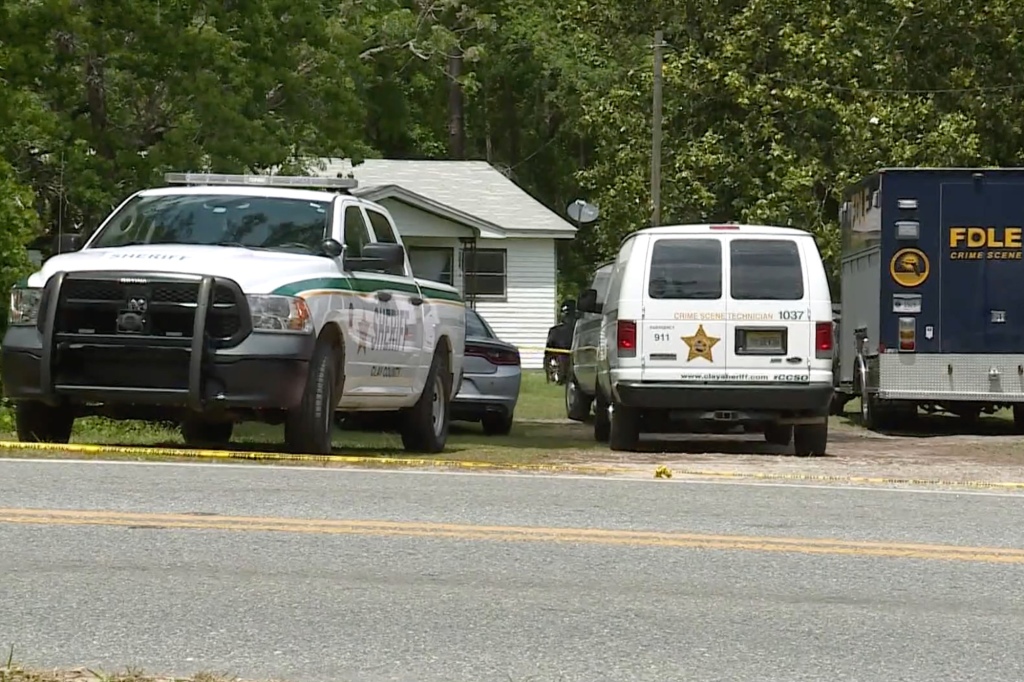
[651,29,665,227]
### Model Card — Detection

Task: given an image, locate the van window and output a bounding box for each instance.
[730,239,804,301]
[591,264,613,303]
[647,239,722,300]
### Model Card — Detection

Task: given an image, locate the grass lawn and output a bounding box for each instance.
[0,370,599,467]
[4,371,1016,468]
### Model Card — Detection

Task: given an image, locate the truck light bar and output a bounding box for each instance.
[164,172,358,190]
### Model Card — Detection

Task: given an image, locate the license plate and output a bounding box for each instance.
[746,330,783,351]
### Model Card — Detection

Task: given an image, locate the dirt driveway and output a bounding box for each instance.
[561,416,1024,486]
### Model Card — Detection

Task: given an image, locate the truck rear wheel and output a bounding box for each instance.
[400,348,451,453]
[15,400,74,444]
[794,419,828,457]
[284,340,340,455]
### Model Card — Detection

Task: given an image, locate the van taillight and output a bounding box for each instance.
[815,321,833,359]
[710,224,740,230]
[898,317,916,352]
[617,320,637,357]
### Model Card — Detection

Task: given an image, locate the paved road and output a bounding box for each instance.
[3,459,1024,682]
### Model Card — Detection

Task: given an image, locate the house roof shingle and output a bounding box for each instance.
[313,158,578,237]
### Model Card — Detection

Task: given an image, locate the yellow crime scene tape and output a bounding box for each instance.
[0,439,626,475]
[519,346,571,354]
[1,439,1023,491]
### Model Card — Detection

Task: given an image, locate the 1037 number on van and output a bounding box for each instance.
[778,309,805,320]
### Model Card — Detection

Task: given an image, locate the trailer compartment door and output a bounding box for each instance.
[940,181,1024,353]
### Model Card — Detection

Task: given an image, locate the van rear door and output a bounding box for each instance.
[724,234,812,384]
[640,236,727,382]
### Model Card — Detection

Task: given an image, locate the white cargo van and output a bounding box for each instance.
[574,223,835,455]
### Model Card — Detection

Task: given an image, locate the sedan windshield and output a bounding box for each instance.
[88,193,331,253]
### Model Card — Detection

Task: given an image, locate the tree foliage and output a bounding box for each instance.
[3,0,1024,297]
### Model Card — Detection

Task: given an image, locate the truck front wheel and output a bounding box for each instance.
[400,348,451,453]
[15,400,74,444]
[284,340,341,455]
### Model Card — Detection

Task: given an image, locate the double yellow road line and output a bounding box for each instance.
[2,507,1023,565]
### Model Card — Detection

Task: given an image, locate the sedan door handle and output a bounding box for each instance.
[410,296,423,306]
[376,291,392,302]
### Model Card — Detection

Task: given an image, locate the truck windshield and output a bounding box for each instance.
[88,193,331,253]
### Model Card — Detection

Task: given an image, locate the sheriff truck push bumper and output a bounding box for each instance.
[2,271,315,414]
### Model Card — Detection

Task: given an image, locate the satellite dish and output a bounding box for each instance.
[566,199,600,225]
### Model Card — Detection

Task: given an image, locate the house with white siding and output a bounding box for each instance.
[312,158,578,369]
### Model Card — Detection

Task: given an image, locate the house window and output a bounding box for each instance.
[461,248,506,298]
[408,247,454,285]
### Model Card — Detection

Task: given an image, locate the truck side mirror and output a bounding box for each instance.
[320,238,344,258]
[344,242,406,275]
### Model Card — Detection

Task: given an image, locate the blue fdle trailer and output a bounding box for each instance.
[833,167,1024,431]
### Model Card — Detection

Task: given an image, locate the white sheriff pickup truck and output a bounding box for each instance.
[2,172,466,455]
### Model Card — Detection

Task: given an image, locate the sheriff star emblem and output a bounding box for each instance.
[682,324,719,363]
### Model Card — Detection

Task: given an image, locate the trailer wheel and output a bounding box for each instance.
[860,386,888,431]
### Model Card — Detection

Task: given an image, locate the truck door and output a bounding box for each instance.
[362,204,423,396]
[641,235,727,382]
[940,182,1024,353]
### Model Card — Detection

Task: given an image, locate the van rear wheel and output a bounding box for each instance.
[565,376,592,422]
[794,419,828,457]
[609,404,641,452]
[593,393,610,442]
[764,423,793,447]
